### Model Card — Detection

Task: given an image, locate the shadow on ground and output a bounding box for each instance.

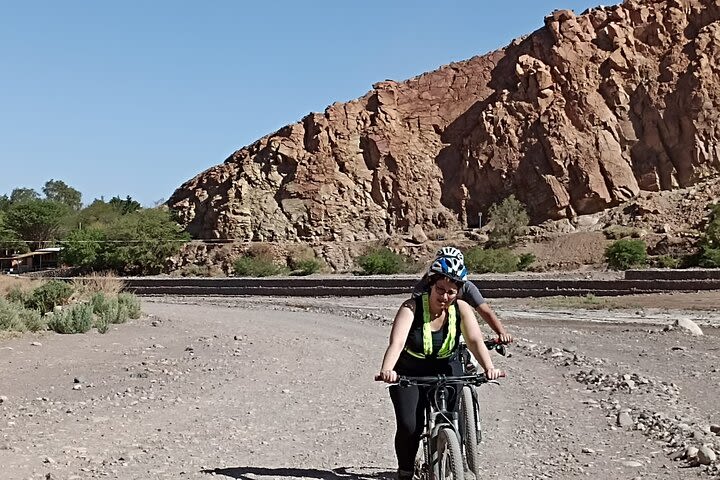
[201,466,394,480]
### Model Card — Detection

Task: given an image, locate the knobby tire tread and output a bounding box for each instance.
[460,385,481,477]
[437,427,464,480]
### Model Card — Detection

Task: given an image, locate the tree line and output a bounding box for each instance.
[0,180,189,275]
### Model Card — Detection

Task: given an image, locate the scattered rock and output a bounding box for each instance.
[30,342,42,347]
[674,318,703,336]
[698,446,716,465]
[618,412,634,428]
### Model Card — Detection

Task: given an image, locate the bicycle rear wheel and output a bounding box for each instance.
[437,427,464,480]
[460,386,480,477]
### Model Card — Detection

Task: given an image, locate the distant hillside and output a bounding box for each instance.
[169,0,720,244]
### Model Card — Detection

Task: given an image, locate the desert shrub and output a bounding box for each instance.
[233,256,284,277]
[0,275,36,299]
[233,244,285,277]
[19,308,45,332]
[655,255,681,269]
[356,247,406,275]
[465,247,519,273]
[95,314,109,334]
[117,292,141,319]
[487,195,529,247]
[287,245,322,275]
[90,292,112,315]
[178,264,215,277]
[26,280,74,313]
[605,239,647,270]
[517,253,536,271]
[47,303,93,334]
[71,273,125,299]
[289,258,322,276]
[698,247,720,268]
[6,285,32,305]
[603,225,644,240]
[697,203,720,267]
[0,298,26,332]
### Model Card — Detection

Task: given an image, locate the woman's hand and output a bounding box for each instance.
[375,369,398,383]
[484,368,503,380]
[497,332,513,344]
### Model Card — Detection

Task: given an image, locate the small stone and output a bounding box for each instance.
[618,412,633,427]
[698,446,716,465]
[72,385,82,391]
[710,424,720,435]
[0,396,7,404]
[622,460,643,467]
[581,447,594,454]
[674,318,703,336]
[30,342,42,347]
[685,446,699,459]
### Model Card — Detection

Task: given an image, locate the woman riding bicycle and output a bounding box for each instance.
[377,256,502,480]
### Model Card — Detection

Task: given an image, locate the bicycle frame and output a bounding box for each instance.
[420,381,460,478]
[399,374,492,480]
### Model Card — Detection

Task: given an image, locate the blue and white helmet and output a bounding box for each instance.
[429,256,468,283]
[435,246,464,263]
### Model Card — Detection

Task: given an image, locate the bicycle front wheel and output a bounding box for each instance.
[460,386,480,477]
[437,427,464,480]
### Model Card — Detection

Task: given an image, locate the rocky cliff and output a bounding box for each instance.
[169,0,720,244]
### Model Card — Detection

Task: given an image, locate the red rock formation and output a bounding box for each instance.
[169,0,720,243]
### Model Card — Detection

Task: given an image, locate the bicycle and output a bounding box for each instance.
[457,339,509,478]
[396,372,502,480]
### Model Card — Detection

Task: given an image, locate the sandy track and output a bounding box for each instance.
[1,295,719,479]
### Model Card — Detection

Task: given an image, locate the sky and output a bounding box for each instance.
[1,0,603,207]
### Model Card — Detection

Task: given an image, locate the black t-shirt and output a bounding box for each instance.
[394,295,462,376]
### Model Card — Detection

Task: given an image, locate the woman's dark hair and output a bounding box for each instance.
[428,273,463,289]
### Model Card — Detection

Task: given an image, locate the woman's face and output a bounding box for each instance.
[430,276,459,310]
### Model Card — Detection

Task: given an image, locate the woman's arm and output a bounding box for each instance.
[458,300,502,380]
[377,299,415,383]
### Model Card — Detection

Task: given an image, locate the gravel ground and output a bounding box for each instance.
[1,292,719,480]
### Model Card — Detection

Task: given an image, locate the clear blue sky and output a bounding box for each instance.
[1,0,602,207]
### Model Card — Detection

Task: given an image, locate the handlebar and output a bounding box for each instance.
[375,371,506,383]
[397,372,505,387]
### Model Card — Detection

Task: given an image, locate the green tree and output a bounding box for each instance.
[0,213,28,253]
[108,195,141,214]
[10,188,40,204]
[60,227,106,271]
[43,179,82,211]
[101,208,189,275]
[5,200,70,249]
[0,195,10,212]
[70,199,123,230]
[487,194,530,247]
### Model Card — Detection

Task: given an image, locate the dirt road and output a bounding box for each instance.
[1,294,719,479]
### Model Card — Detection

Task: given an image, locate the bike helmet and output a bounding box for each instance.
[435,246,464,263]
[428,256,468,283]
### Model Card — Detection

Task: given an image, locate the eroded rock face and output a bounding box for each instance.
[169,0,720,242]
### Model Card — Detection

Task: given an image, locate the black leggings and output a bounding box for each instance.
[389,360,462,471]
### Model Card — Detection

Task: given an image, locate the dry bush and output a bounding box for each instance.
[246,243,276,259]
[71,272,126,301]
[0,276,40,299]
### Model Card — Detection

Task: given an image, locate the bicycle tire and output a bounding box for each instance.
[460,385,481,477]
[437,427,464,480]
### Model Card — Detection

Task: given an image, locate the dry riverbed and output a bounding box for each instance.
[1,291,719,479]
